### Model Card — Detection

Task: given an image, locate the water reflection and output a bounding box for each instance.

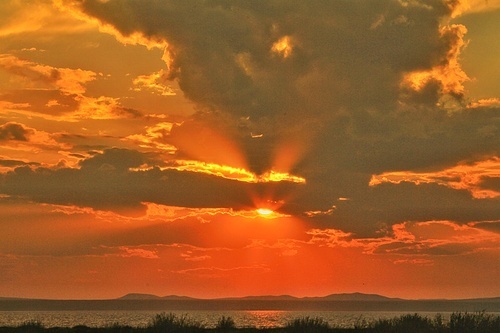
[241,311,287,328]
[1,310,492,329]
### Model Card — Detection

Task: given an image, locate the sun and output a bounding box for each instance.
[256,208,274,216]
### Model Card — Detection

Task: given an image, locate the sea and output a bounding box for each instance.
[0,310,482,329]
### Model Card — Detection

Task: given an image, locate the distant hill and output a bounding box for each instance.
[305,292,401,301]
[116,292,500,302]
[219,293,398,301]
[119,292,400,302]
[118,293,195,300]
[220,295,298,301]
[118,293,162,300]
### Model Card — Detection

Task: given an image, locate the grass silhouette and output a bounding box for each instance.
[0,312,498,333]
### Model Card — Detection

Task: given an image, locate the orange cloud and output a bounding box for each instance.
[401,24,469,98]
[132,70,176,96]
[143,202,290,223]
[136,160,306,184]
[174,264,270,278]
[0,54,143,120]
[54,0,167,50]
[304,206,336,217]
[451,0,500,17]
[73,95,141,120]
[393,258,434,265]
[0,122,66,152]
[271,36,294,58]
[0,54,97,95]
[118,246,159,259]
[369,157,500,198]
[467,98,500,109]
[306,228,355,247]
[303,220,500,257]
[0,0,94,37]
[125,122,179,153]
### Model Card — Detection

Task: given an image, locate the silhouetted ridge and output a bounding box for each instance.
[118,293,196,300]
[306,292,400,301]
[220,295,298,301]
[118,293,162,300]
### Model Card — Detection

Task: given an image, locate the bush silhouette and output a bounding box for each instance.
[370,313,435,333]
[286,316,330,332]
[17,320,44,333]
[147,313,204,333]
[214,316,236,331]
[449,311,500,333]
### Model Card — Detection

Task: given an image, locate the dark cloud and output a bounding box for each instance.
[0,122,33,141]
[0,158,40,167]
[68,0,498,169]
[78,147,153,172]
[282,179,499,236]
[69,1,459,125]
[307,105,500,174]
[6,0,497,235]
[479,175,500,193]
[0,148,304,216]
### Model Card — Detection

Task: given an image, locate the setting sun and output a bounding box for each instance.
[256,208,274,216]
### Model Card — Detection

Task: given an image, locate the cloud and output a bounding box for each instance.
[58,1,461,122]
[0,54,96,95]
[400,23,469,100]
[370,157,500,199]
[58,0,498,173]
[0,147,306,216]
[302,220,500,257]
[0,122,63,151]
[0,54,144,120]
[132,70,176,96]
[117,246,159,259]
[3,0,498,236]
[451,0,500,17]
[174,264,270,277]
[0,122,33,141]
[0,157,40,173]
[370,220,500,256]
[0,0,94,37]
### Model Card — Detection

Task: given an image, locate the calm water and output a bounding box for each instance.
[0,310,470,329]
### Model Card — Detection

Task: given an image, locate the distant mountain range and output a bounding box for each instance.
[1,293,499,312]
[3,292,500,303]
[118,293,196,301]
[116,292,500,303]
[118,292,399,302]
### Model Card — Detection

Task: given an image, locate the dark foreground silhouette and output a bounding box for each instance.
[1,312,499,333]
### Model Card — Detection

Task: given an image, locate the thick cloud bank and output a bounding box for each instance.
[3,0,499,233]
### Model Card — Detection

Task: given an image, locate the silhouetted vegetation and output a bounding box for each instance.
[449,311,500,333]
[368,313,437,333]
[147,313,205,333]
[215,316,236,331]
[16,320,44,333]
[0,312,498,333]
[285,316,330,332]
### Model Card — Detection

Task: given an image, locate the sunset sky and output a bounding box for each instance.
[0,0,499,300]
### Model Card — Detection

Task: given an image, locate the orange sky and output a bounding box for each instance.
[0,0,499,300]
